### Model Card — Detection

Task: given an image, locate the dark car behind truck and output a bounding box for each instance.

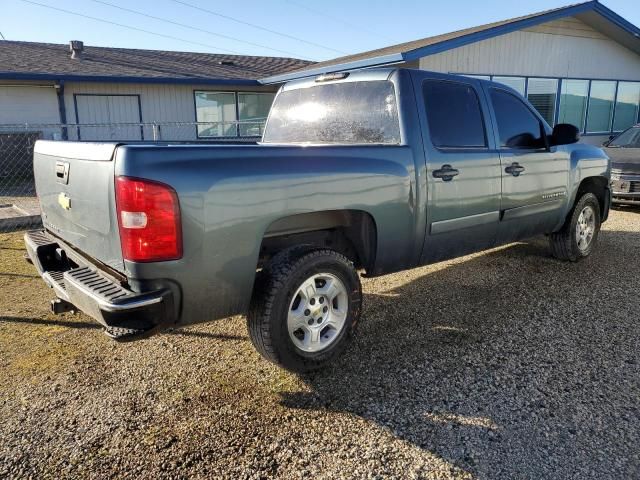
[25,68,611,371]
[604,124,640,204]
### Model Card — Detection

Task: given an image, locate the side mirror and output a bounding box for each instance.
[551,123,580,146]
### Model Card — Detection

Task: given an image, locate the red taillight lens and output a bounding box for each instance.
[115,176,182,262]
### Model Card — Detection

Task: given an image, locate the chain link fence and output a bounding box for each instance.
[0,121,264,233]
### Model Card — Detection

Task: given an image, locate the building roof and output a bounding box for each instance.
[0,40,313,85]
[262,1,640,84]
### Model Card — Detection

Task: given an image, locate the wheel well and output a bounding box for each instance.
[576,177,608,214]
[258,210,377,272]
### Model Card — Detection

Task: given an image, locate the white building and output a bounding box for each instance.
[0,40,310,141]
[264,1,640,145]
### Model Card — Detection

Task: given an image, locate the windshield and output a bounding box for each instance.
[262,80,401,144]
[609,126,640,147]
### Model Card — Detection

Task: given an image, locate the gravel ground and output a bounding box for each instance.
[1,208,639,479]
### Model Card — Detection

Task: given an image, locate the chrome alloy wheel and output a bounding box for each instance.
[287,273,349,353]
[576,205,596,251]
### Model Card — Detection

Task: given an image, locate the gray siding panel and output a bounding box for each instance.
[419,17,640,80]
[0,86,60,124]
[63,82,278,140]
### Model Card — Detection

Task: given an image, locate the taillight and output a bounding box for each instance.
[115,176,182,262]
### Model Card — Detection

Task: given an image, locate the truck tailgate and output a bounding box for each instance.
[33,140,124,272]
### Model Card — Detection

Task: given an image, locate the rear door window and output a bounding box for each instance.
[422,80,487,148]
[263,80,400,144]
[490,89,545,149]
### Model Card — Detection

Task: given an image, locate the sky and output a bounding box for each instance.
[1,0,639,61]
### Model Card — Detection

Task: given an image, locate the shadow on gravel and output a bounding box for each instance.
[0,316,100,330]
[281,230,640,479]
[0,316,247,341]
[612,204,640,214]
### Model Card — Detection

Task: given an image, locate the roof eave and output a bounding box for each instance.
[261,0,640,84]
[0,72,262,86]
[259,53,405,84]
[402,1,598,61]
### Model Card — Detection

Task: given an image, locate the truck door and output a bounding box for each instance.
[414,75,502,263]
[486,87,570,244]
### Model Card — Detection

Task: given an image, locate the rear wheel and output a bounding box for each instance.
[248,248,362,372]
[550,192,601,261]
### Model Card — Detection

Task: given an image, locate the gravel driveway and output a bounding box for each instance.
[1,208,639,479]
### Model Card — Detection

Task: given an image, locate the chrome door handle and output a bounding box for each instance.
[432,164,459,182]
[505,162,525,177]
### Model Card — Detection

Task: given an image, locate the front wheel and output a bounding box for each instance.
[247,248,362,372]
[550,192,601,261]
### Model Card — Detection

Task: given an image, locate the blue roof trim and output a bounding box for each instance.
[0,72,261,86]
[593,2,640,38]
[402,2,596,61]
[261,1,640,84]
[260,53,405,84]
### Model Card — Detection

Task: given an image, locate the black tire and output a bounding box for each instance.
[247,247,362,372]
[550,192,601,262]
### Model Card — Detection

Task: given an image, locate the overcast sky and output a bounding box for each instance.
[2,0,639,61]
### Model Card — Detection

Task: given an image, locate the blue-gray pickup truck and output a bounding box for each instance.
[25,68,611,372]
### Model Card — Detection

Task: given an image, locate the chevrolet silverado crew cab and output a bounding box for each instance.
[25,68,611,372]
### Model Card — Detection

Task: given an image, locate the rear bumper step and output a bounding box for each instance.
[24,230,175,341]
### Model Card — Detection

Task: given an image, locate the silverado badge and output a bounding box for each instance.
[58,192,71,210]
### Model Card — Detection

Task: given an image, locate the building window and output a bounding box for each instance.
[558,79,589,131]
[492,76,525,96]
[238,93,274,137]
[527,78,558,126]
[453,73,640,135]
[195,91,275,138]
[613,82,640,132]
[586,81,617,133]
[195,91,237,137]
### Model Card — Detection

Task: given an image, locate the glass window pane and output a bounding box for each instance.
[238,93,275,137]
[490,88,544,149]
[613,82,640,132]
[586,81,616,133]
[195,91,237,137]
[527,78,558,125]
[558,79,589,131]
[263,81,400,144]
[422,80,487,148]
[492,76,525,96]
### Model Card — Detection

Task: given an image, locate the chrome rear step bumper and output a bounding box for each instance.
[24,229,176,341]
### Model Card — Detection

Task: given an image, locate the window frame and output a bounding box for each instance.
[452,73,640,136]
[557,79,589,132]
[421,78,489,152]
[585,80,617,134]
[612,81,640,133]
[193,90,275,139]
[237,92,276,137]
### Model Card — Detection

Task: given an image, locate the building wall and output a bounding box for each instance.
[0,82,59,124]
[418,16,640,144]
[62,81,278,141]
[418,17,640,80]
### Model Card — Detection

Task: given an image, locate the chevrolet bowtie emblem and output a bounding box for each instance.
[58,192,71,210]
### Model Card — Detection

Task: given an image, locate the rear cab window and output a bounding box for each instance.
[422,79,488,149]
[262,80,400,144]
